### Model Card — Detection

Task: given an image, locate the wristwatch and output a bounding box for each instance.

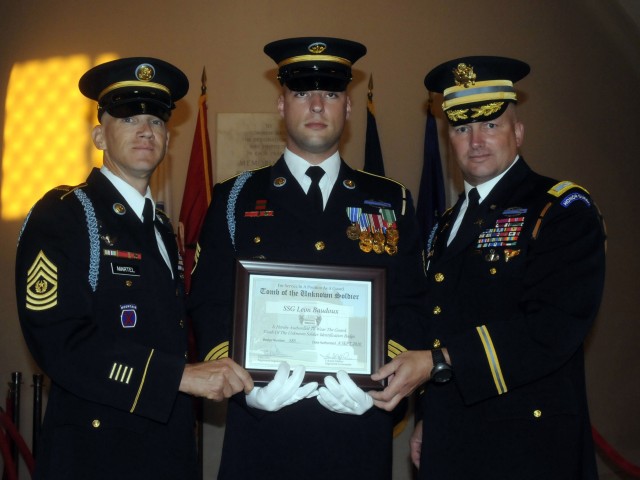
[430,348,453,383]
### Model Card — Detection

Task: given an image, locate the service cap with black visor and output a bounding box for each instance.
[264,36,366,92]
[424,55,530,126]
[79,56,189,122]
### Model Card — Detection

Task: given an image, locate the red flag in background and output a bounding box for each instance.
[178,68,213,294]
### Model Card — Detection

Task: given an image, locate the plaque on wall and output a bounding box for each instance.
[216,113,285,182]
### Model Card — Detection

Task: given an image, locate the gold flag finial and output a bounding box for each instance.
[201,67,207,95]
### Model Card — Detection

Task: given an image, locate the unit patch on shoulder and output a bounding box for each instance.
[560,192,591,208]
[26,250,58,311]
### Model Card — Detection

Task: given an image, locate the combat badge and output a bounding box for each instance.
[26,251,58,311]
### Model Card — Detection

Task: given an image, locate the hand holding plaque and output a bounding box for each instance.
[317,370,374,415]
[246,361,318,412]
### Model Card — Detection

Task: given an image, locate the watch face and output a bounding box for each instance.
[431,363,453,383]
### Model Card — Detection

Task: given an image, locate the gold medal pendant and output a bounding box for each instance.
[372,231,385,254]
[385,227,399,255]
[359,231,373,253]
[346,223,360,240]
[384,244,398,256]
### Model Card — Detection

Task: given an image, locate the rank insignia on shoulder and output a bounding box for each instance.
[26,250,58,311]
[120,304,137,328]
[548,181,589,197]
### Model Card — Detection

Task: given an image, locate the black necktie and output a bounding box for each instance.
[142,198,155,235]
[306,166,325,213]
[450,187,480,248]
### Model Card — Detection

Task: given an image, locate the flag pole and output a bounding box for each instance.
[363,73,385,176]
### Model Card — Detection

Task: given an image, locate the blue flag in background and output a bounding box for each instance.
[416,105,446,250]
[363,75,385,176]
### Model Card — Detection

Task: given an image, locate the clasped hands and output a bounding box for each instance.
[246,362,373,415]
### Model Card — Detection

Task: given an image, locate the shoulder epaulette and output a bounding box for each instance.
[218,164,272,185]
[356,170,408,216]
[533,181,591,239]
[58,183,88,200]
[547,180,589,197]
[356,169,407,189]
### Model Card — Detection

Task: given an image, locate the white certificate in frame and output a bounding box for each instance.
[232,259,386,388]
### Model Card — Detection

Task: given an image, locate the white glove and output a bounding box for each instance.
[317,370,374,415]
[246,362,318,412]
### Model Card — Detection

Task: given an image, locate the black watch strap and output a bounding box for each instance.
[430,348,453,383]
[432,348,446,366]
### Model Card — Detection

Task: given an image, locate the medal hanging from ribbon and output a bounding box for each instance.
[381,208,399,256]
[346,207,362,240]
[348,208,399,256]
[358,213,373,252]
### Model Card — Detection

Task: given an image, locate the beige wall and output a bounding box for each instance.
[1,1,639,478]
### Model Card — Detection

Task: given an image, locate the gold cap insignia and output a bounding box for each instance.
[308,42,327,54]
[135,63,155,82]
[453,63,476,88]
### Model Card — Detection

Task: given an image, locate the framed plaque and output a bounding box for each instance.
[232,259,386,388]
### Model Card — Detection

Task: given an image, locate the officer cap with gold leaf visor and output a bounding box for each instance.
[264,37,366,92]
[79,57,189,122]
[424,56,530,126]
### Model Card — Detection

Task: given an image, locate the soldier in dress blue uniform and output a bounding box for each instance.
[15,57,253,480]
[370,56,606,479]
[188,37,427,479]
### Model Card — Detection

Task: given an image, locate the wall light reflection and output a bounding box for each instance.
[2,53,117,220]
